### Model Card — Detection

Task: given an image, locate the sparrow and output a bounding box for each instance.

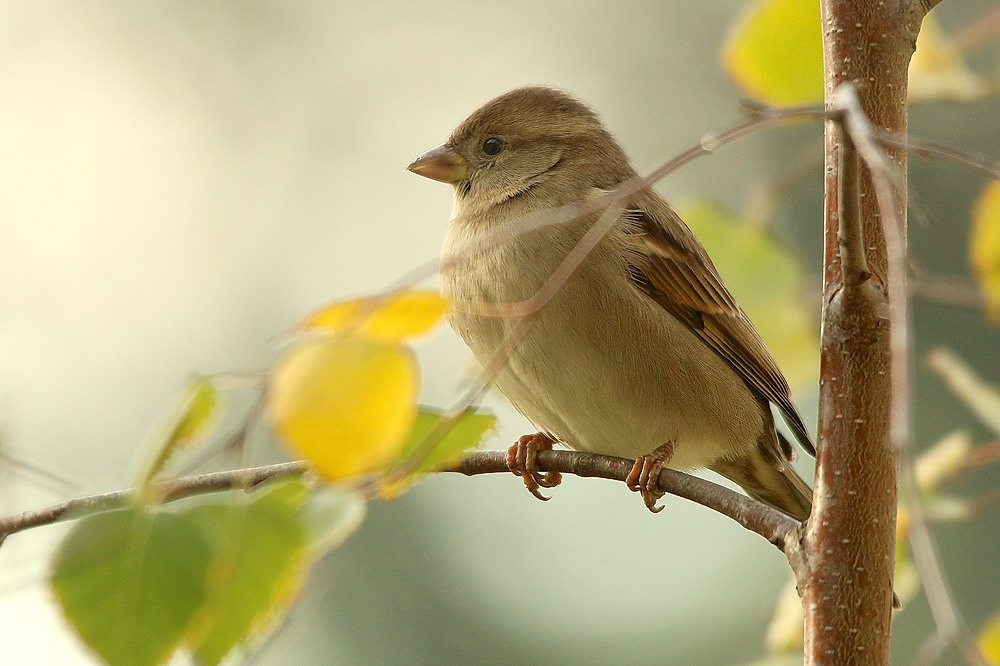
[406,86,815,520]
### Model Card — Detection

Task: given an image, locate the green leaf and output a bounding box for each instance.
[135,375,219,493]
[51,506,213,666]
[401,408,496,473]
[723,0,823,105]
[679,200,819,388]
[183,479,367,665]
[379,407,497,498]
[184,481,307,665]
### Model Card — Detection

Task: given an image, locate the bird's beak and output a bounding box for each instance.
[406,143,470,184]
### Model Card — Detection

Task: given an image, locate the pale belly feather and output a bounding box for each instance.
[442,218,766,471]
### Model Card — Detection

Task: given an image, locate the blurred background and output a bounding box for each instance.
[1,1,998,664]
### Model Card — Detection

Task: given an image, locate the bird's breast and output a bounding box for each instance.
[440,216,767,470]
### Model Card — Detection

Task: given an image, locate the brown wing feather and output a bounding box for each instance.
[626,191,815,457]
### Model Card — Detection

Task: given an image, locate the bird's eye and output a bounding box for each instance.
[482,137,504,156]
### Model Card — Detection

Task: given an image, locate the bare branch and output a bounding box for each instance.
[450,450,801,552]
[0,461,308,546]
[0,451,802,568]
[834,109,871,284]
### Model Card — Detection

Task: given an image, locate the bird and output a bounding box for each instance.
[406,86,815,520]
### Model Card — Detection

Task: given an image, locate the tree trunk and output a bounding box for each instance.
[804,1,930,663]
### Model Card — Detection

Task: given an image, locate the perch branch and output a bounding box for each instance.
[0,451,802,569]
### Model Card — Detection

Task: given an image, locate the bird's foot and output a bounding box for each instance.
[626,441,675,513]
[506,432,562,501]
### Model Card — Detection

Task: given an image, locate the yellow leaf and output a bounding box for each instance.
[971,180,1000,322]
[722,0,823,105]
[980,609,1000,664]
[910,14,991,103]
[301,290,448,343]
[268,336,418,480]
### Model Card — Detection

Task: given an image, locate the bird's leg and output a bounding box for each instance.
[626,441,675,513]
[506,432,562,501]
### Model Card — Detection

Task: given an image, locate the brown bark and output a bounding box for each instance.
[806,1,927,662]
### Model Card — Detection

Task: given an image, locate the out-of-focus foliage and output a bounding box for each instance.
[764,577,805,654]
[48,288,494,664]
[134,375,218,492]
[184,479,363,665]
[300,290,448,343]
[269,334,420,480]
[723,0,823,105]
[980,609,1000,663]
[909,13,992,102]
[51,479,365,666]
[379,407,497,499]
[269,291,457,482]
[51,506,214,665]
[929,348,1000,437]
[971,180,1000,322]
[725,1,991,105]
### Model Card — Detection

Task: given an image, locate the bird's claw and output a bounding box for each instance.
[506,433,562,501]
[626,441,675,513]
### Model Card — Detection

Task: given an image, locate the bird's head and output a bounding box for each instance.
[407,87,633,214]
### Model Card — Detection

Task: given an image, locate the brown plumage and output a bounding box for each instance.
[408,86,814,520]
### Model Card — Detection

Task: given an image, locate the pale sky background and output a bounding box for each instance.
[1,2,998,664]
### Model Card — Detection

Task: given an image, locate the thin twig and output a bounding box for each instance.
[836,111,871,284]
[0,461,308,547]
[963,440,1000,468]
[879,133,1000,180]
[911,276,985,310]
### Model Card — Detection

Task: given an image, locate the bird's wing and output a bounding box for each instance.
[622,191,815,457]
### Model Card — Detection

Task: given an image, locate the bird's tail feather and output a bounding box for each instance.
[709,437,813,522]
